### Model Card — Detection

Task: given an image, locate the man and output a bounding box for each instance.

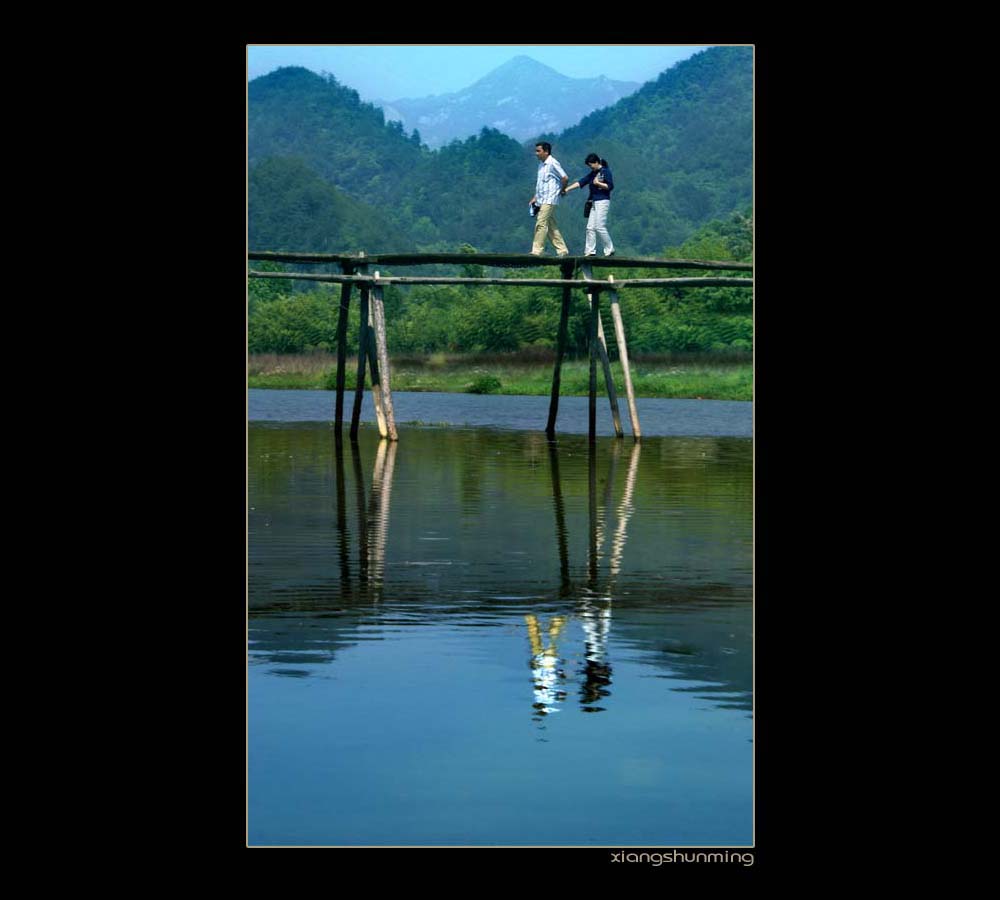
[529,142,570,257]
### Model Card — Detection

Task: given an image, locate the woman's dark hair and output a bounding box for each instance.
[585,153,609,166]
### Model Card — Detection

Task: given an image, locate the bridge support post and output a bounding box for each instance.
[588,285,599,443]
[546,260,575,437]
[607,275,641,441]
[334,262,354,436]
[581,264,623,438]
[370,271,398,441]
[350,259,370,441]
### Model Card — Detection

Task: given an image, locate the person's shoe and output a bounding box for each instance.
[585,253,596,257]
[604,250,615,257]
[557,252,569,257]
[531,251,543,257]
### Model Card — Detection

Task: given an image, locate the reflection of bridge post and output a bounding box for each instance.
[344,437,398,597]
[595,439,621,567]
[609,441,641,579]
[334,435,352,595]
[546,439,571,594]
[350,439,369,586]
[579,439,640,712]
[588,441,598,587]
[367,440,397,592]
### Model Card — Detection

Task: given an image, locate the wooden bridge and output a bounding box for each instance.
[247,251,753,443]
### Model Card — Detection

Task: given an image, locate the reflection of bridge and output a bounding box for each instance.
[248,251,752,442]
[248,430,751,711]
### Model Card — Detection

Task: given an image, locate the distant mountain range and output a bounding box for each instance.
[378,55,641,148]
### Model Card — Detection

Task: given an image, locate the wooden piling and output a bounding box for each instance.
[366,324,389,439]
[582,264,624,439]
[370,272,398,441]
[606,275,641,441]
[350,275,370,441]
[349,261,385,437]
[588,285,599,443]
[334,262,354,433]
[546,261,575,437]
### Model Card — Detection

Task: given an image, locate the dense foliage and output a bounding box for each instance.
[249,157,409,253]
[248,212,752,356]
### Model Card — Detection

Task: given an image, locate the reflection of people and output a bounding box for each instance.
[525,614,568,717]
[529,142,570,257]
[579,600,612,710]
[563,153,615,257]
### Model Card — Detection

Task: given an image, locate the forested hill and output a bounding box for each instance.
[248,47,753,255]
[249,66,426,197]
[547,46,753,249]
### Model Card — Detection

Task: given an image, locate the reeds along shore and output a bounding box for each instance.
[247,351,752,401]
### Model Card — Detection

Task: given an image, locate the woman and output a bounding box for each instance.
[563,153,615,257]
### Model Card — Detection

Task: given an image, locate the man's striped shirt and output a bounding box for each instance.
[535,155,568,205]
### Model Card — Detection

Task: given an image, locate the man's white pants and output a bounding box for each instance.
[585,200,615,256]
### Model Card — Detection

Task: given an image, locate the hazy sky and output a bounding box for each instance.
[246,44,717,102]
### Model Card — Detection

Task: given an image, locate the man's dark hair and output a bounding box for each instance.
[535,142,552,154]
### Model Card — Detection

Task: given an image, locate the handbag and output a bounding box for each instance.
[584,200,593,218]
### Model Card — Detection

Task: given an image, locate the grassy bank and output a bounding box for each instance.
[247,351,753,401]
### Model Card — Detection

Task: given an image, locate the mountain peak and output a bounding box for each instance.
[475,55,564,85]
[384,56,642,148]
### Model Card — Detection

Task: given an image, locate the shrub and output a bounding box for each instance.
[468,375,502,394]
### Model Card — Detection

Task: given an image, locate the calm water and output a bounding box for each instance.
[248,393,753,847]
[248,388,752,437]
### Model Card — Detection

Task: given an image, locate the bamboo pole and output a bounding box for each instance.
[249,250,752,271]
[582,264,623,438]
[546,261,575,437]
[334,263,354,433]
[249,270,752,289]
[370,272,398,441]
[607,275,641,441]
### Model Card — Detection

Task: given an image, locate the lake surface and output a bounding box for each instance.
[248,391,753,847]
[248,388,752,437]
